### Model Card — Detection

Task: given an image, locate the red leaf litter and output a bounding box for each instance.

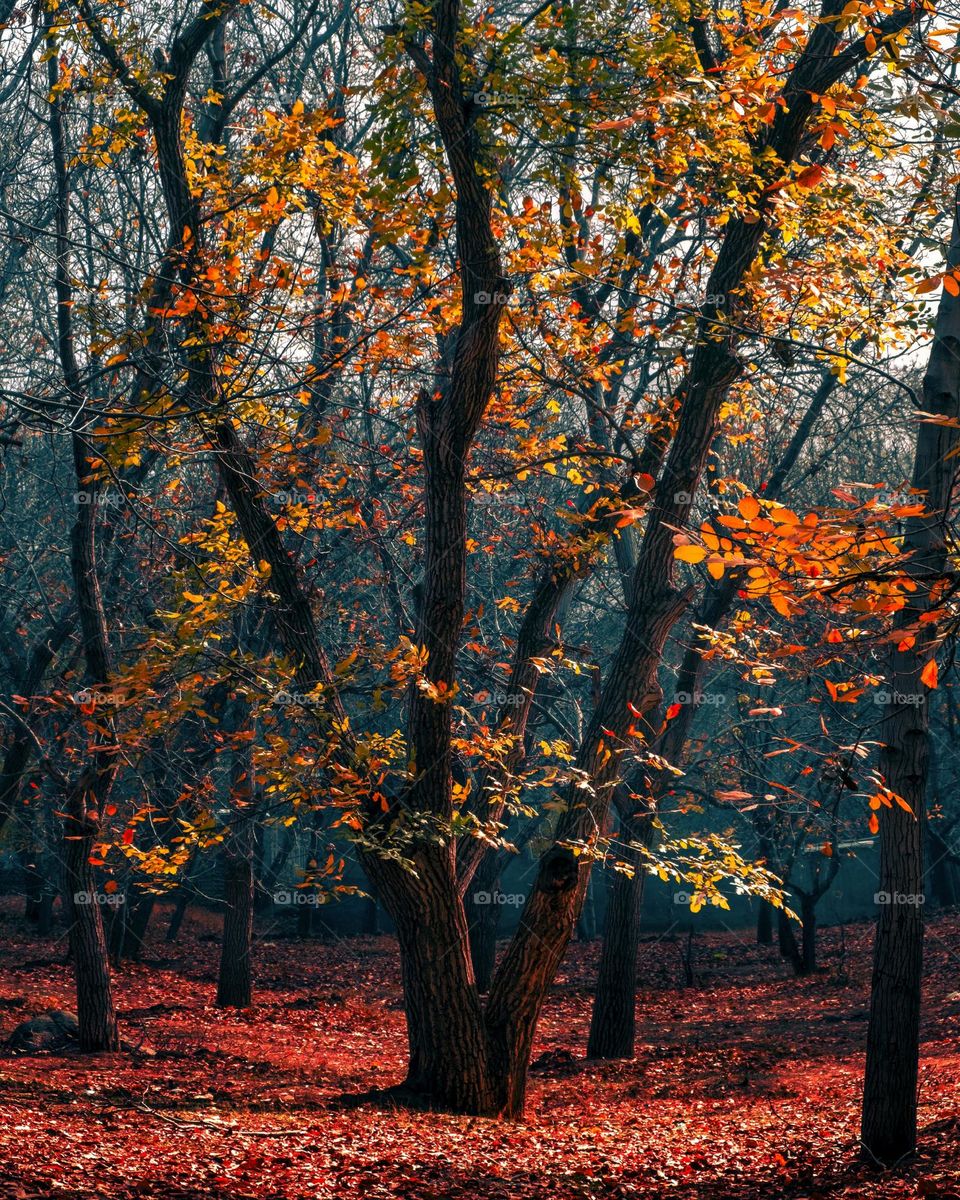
[0,903,958,1199]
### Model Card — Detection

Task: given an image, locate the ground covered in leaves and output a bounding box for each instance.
[0,903,958,1199]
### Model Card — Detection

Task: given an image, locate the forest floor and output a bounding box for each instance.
[0,902,957,1199]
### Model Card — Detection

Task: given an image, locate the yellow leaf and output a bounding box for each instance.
[674,544,707,564]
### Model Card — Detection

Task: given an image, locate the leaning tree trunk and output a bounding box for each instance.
[861,187,960,1164]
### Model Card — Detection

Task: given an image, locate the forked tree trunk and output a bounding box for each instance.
[81,0,921,1117]
[861,188,960,1164]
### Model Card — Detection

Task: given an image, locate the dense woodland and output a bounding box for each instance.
[1,0,960,1193]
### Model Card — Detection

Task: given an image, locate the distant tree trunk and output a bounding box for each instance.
[256,825,294,912]
[23,853,43,924]
[166,891,191,943]
[576,874,597,941]
[216,826,254,1008]
[216,694,256,1008]
[117,894,155,961]
[362,893,380,935]
[928,822,958,909]
[757,902,774,945]
[862,189,960,1164]
[297,819,321,938]
[777,907,802,975]
[800,894,817,974]
[467,856,502,993]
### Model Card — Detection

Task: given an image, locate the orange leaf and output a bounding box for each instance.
[921,659,938,689]
[868,811,879,835]
[739,496,761,521]
[674,544,707,564]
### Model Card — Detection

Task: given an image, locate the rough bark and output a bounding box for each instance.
[861,188,960,1164]
[47,15,119,1052]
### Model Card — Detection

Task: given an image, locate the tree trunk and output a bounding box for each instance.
[862,188,960,1165]
[117,894,155,961]
[778,907,803,976]
[47,8,120,1054]
[63,781,120,1051]
[757,902,774,945]
[216,828,254,1008]
[800,893,817,975]
[587,811,650,1059]
[467,856,502,993]
[381,848,496,1113]
[576,874,597,942]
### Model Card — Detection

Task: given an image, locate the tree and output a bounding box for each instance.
[861,188,960,1164]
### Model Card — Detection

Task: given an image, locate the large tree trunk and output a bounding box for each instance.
[386,849,496,1113]
[861,188,960,1164]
